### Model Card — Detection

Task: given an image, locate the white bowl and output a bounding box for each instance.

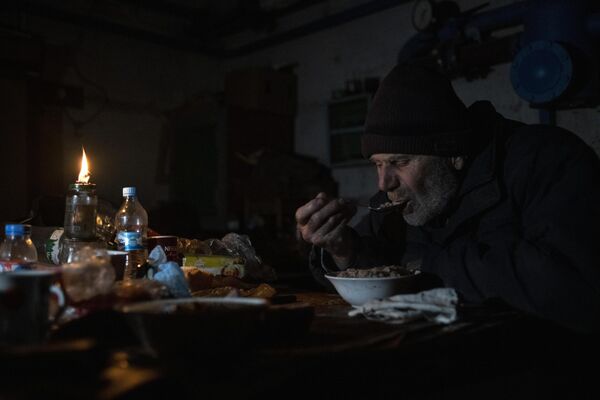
[325,273,421,306]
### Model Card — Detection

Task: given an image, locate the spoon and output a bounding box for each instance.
[357,202,406,212]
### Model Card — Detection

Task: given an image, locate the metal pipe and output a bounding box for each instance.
[435,2,531,53]
[12,0,414,58]
[464,1,531,33]
[455,33,520,67]
[224,0,413,58]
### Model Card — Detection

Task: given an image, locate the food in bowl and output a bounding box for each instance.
[326,266,421,306]
[335,265,415,278]
[371,201,404,211]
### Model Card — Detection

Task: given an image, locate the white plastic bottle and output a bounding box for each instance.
[114,187,148,280]
[0,224,38,272]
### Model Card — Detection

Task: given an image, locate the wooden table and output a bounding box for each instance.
[1,291,598,399]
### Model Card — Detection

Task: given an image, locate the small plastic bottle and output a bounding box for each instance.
[0,224,38,272]
[114,187,148,280]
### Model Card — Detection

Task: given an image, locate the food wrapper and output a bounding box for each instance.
[177,238,211,255]
[191,283,276,299]
[182,255,245,278]
[181,267,255,291]
[177,233,276,282]
[113,279,170,304]
[61,246,115,303]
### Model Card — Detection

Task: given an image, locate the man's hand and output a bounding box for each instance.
[295,192,357,269]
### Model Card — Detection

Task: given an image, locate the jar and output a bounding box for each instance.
[63,183,97,240]
[58,237,106,265]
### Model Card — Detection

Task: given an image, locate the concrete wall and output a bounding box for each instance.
[225,0,600,223]
[7,0,600,227]
[17,16,223,214]
[0,79,29,222]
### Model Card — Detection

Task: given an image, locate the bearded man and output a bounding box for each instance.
[295,63,600,332]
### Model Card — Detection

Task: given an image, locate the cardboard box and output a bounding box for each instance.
[225,67,297,116]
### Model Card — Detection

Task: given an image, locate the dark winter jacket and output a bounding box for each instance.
[310,102,600,333]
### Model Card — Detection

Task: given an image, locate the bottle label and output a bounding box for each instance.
[45,229,64,265]
[117,231,144,251]
[0,261,29,272]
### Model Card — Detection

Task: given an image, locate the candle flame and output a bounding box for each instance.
[77,147,91,183]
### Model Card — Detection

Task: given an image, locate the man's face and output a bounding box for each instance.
[369,153,460,226]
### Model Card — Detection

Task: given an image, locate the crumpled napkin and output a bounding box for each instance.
[148,245,191,298]
[148,244,168,267]
[348,288,458,325]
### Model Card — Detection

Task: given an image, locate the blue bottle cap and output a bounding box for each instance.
[5,224,25,236]
[123,187,136,197]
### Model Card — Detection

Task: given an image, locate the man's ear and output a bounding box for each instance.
[449,156,465,171]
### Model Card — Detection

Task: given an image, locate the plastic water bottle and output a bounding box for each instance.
[114,187,148,280]
[0,224,38,272]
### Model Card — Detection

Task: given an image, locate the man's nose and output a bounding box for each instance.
[378,166,398,192]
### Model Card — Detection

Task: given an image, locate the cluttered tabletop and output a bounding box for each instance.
[1,152,597,400]
[1,275,588,400]
[1,224,597,400]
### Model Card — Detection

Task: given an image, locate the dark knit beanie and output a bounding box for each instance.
[362,63,473,158]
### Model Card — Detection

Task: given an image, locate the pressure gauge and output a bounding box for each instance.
[412,0,435,32]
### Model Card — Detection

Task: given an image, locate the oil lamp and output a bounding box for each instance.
[63,148,98,241]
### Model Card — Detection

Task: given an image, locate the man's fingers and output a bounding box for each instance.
[308,213,346,248]
[310,213,345,240]
[323,219,355,261]
[326,217,350,237]
[299,212,342,244]
[295,194,330,225]
[295,194,356,250]
[306,199,354,233]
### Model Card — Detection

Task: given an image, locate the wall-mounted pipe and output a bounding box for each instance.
[401,1,532,65]
[11,0,415,58]
[224,0,414,57]
[464,1,530,33]
[434,1,531,42]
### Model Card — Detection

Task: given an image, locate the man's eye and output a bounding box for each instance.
[390,159,409,167]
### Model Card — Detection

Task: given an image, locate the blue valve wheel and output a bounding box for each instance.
[510,40,572,104]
